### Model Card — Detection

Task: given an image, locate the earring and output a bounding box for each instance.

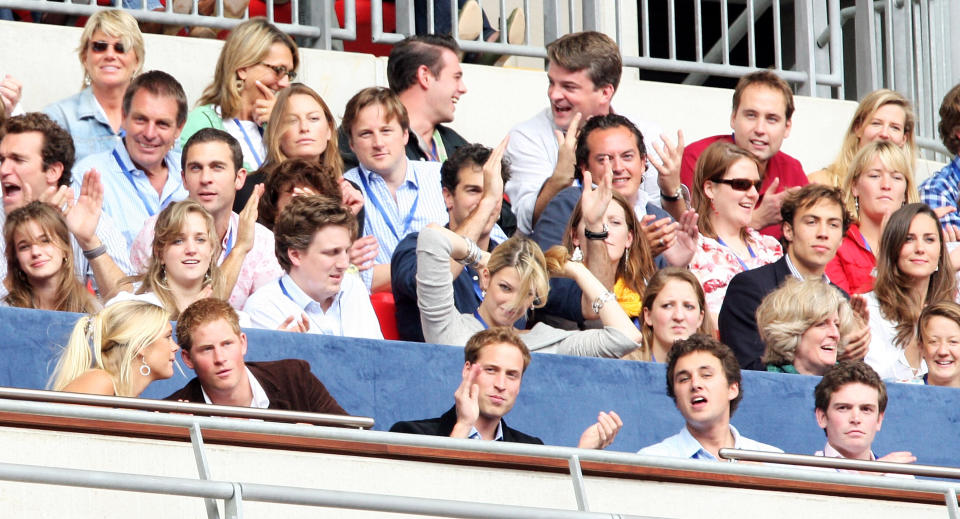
[854,196,860,214]
[571,246,584,262]
[139,356,151,377]
[157,264,170,291]
[624,247,630,264]
[481,290,486,299]
[235,77,244,91]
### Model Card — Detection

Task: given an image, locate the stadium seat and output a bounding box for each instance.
[369,290,399,340]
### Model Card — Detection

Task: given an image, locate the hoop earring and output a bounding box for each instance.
[235,77,244,91]
[571,246,584,262]
[139,357,151,377]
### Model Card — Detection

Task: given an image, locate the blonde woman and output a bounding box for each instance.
[757,279,856,376]
[44,9,145,160]
[808,89,915,188]
[625,267,710,363]
[179,18,299,172]
[49,300,178,397]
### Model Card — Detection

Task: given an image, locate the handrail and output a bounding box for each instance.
[720,448,960,479]
[1,395,959,498]
[0,386,373,429]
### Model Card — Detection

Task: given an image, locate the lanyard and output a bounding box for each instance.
[858,229,872,253]
[716,236,756,272]
[112,149,171,217]
[358,168,420,240]
[221,224,235,258]
[473,309,489,330]
[233,118,263,168]
[278,278,343,336]
[464,266,483,301]
[428,129,448,162]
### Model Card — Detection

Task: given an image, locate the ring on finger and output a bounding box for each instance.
[659,238,665,246]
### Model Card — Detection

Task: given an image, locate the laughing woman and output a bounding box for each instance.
[3,202,98,313]
[918,302,960,387]
[688,141,783,324]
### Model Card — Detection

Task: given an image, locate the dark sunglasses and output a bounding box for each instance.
[89,40,127,54]
[259,62,296,81]
[711,178,762,192]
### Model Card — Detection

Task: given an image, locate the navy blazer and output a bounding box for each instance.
[389,406,544,444]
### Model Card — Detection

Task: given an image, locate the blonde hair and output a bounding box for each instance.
[196,18,299,119]
[692,140,761,244]
[49,300,169,397]
[485,235,550,311]
[129,200,224,320]
[757,279,855,366]
[821,89,916,189]
[262,83,343,178]
[77,9,145,89]
[3,202,98,313]
[842,140,919,218]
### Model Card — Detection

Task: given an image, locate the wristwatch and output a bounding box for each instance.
[584,223,609,240]
[661,185,684,202]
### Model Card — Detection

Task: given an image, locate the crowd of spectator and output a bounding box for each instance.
[3,8,960,466]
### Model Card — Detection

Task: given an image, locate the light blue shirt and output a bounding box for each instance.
[638,425,783,460]
[468,421,504,441]
[44,87,123,162]
[71,140,188,247]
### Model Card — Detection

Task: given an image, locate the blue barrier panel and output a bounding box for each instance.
[0,306,957,468]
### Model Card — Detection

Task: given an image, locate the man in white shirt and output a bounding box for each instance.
[129,128,283,309]
[342,87,448,292]
[813,361,916,475]
[242,195,382,339]
[504,31,668,234]
[639,334,782,460]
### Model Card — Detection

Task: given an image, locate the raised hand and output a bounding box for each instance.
[339,180,364,215]
[0,75,22,116]
[349,235,379,271]
[641,215,678,257]
[63,169,104,249]
[576,410,623,449]
[451,363,482,437]
[651,130,685,196]
[581,163,614,230]
[253,80,277,126]
[553,112,581,185]
[235,183,264,255]
[662,209,699,266]
[750,178,799,230]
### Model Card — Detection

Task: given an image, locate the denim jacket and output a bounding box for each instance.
[44,87,123,162]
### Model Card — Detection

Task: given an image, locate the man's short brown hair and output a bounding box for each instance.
[123,70,188,127]
[259,159,341,230]
[273,195,358,272]
[0,112,75,186]
[814,361,887,414]
[176,298,242,352]
[464,327,531,373]
[938,83,960,155]
[780,184,852,235]
[732,70,795,121]
[665,334,744,415]
[341,87,410,142]
[546,31,622,91]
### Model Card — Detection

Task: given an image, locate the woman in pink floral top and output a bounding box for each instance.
[688,141,783,322]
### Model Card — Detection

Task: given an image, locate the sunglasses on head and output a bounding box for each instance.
[90,40,127,54]
[711,178,762,192]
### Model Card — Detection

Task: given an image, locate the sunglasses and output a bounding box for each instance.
[89,40,127,54]
[259,62,297,81]
[712,178,763,192]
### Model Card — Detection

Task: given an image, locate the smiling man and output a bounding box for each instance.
[719,184,872,371]
[167,297,347,414]
[504,31,666,235]
[129,128,283,309]
[72,70,189,247]
[638,334,782,460]
[390,327,622,448]
[242,194,382,338]
[813,361,915,475]
[679,71,808,238]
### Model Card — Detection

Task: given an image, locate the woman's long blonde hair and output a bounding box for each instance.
[196,18,299,119]
[49,300,169,397]
[130,201,224,320]
[3,202,98,313]
[823,89,916,189]
[842,140,919,219]
[484,235,551,312]
[262,83,343,178]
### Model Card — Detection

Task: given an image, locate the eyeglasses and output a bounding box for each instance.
[259,62,296,81]
[89,40,127,54]
[711,178,763,191]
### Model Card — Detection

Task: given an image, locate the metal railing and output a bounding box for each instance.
[1,395,960,518]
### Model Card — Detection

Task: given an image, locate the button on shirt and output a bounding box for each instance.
[72,141,188,247]
[637,425,783,460]
[242,273,384,340]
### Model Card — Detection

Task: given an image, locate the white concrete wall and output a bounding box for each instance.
[0,19,943,181]
[0,425,946,518]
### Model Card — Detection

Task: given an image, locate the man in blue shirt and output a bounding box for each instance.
[919,83,960,229]
[638,334,781,460]
[72,70,188,247]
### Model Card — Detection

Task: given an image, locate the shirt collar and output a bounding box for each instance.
[678,424,746,461]
[359,159,416,189]
[77,87,108,122]
[200,366,270,409]
[784,253,829,282]
[114,139,178,178]
[280,272,344,311]
[823,442,875,461]
[468,421,504,441]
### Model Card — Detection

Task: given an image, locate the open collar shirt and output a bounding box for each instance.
[637,424,783,460]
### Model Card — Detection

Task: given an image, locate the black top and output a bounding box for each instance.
[389,406,543,444]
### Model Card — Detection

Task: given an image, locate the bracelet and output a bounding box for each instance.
[82,244,107,260]
[584,223,609,240]
[456,235,483,267]
[591,291,616,314]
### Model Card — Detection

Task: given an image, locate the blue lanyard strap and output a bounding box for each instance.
[716,236,756,272]
[358,168,420,240]
[858,229,872,253]
[112,149,169,217]
[233,118,263,168]
[278,278,343,336]
[473,309,489,330]
[221,224,235,258]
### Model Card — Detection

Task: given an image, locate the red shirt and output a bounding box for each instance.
[680,134,808,238]
[824,223,875,295]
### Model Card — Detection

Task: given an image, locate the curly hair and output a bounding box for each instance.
[273,195,358,273]
[665,334,744,416]
[814,361,886,413]
[0,112,76,186]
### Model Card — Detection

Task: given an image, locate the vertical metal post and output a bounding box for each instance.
[794,0,817,95]
[746,0,756,67]
[641,0,650,57]
[667,0,676,60]
[582,0,600,33]
[772,0,782,70]
[395,0,415,35]
[190,423,220,519]
[951,0,960,86]
[543,0,563,47]
[855,0,879,97]
[720,0,729,65]
[946,487,960,519]
[302,0,331,49]
[224,482,244,519]
[568,455,589,512]
[826,0,842,95]
[693,0,702,62]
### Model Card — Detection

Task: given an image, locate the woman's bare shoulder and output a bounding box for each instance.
[61,369,116,396]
